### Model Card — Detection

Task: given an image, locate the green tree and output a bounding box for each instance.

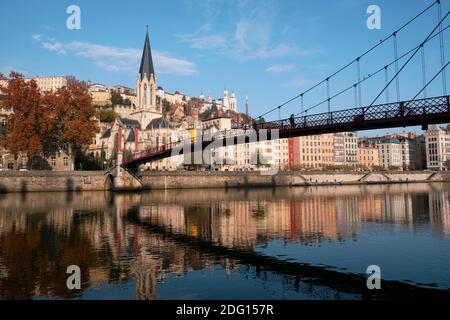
[123,98,131,106]
[444,160,450,170]
[95,108,118,122]
[161,99,172,115]
[253,149,270,168]
[110,91,124,105]
[74,151,102,170]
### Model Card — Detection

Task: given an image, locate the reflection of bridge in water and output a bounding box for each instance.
[135,184,450,241]
[1,184,450,299]
[125,204,450,299]
[124,184,450,299]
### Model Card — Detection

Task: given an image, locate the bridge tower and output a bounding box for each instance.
[109,124,143,191]
[117,125,123,177]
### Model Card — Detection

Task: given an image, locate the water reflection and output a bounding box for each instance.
[0,183,450,299]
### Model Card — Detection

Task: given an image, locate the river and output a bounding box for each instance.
[0,183,450,299]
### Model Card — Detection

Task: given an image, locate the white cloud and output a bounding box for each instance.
[32,34,42,41]
[282,77,308,88]
[178,0,321,61]
[178,34,227,50]
[265,64,295,73]
[154,51,198,76]
[34,36,197,76]
[42,41,67,55]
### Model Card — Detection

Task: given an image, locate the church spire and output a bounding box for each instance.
[139,28,155,80]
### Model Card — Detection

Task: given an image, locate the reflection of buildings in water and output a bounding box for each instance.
[213,202,258,249]
[288,199,339,242]
[138,201,259,249]
[336,197,360,228]
[359,194,383,222]
[257,201,291,239]
[137,186,450,248]
[0,207,75,234]
[1,184,450,299]
[0,200,213,299]
[131,257,158,300]
[381,193,413,224]
[139,204,186,234]
[428,190,450,235]
[223,257,240,275]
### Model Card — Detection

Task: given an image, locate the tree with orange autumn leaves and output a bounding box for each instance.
[0,72,98,168]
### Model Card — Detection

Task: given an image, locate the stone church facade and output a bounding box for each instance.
[89,31,182,171]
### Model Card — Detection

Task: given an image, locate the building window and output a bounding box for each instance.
[63,157,69,167]
[51,156,56,167]
[144,84,148,106]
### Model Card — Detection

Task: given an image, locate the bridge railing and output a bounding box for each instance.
[261,95,450,130]
[123,95,450,165]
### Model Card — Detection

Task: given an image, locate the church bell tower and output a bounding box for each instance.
[132,28,161,129]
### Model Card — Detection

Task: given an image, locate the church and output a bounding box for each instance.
[91,31,182,170]
[131,29,161,129]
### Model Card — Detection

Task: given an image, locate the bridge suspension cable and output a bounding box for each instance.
[384,66,389,103]
[407,59,450,107]
[256,0,440,120]
[369,10,449,107]
[326,78,331,113]
[438,0,448,95]
[393,33,401,102]
[294,24,450,116]
[357,58,362,107]
[421,44,427,98]
[300,94,304,115]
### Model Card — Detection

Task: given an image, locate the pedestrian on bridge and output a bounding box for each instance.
[289,114,296,128]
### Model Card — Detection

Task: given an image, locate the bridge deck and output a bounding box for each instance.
[123,95,450,168]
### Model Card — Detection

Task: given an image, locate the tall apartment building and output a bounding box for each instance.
[343,132,358,168]
[199,116,287,171]
[377,139,403,169]
[400,139,416,170]
[256,138,289,170]
[0,76,68,93]
[415,134,427,170]
[357,141,380,169]
[279,138,289,169]
[288,132,359,170]
[321,134,335,168]
[290,135,321,169]
[425,125,450,170]
[361,133,418,170]
[32,76,68,92]
[289,134,334,170]
[384,133,417,170]
[333,133,346,166]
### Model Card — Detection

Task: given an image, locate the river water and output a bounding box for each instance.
[0,183,450,299]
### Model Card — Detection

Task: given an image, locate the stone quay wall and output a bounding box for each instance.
[0,171,107,193]
[137,170,450,190]
[0,170,449,194]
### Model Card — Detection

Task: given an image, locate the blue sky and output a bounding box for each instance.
[0,0,449,133]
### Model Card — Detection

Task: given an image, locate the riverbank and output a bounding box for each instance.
[0,171,106,193]
[1,170,450,193]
